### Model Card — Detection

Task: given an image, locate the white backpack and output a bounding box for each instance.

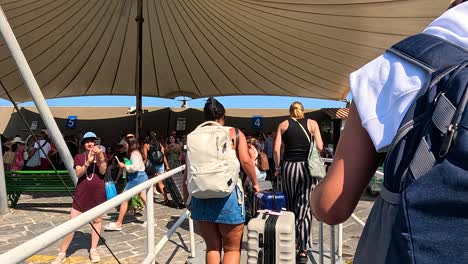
[186,121,240,200]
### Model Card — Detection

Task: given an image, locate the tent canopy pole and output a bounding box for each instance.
[135,0,144,139]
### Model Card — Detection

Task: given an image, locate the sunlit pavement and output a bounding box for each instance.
[0,192,374,263]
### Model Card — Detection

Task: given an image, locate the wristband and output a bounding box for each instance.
[84,162,91,167]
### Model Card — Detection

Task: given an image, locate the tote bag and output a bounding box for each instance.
[293,118,326,179]
[105,174,118,200]
[25,150,41,167]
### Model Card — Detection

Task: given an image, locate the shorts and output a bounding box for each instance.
[153,163,164,174]
[190,186,245,225]
[125,171,148,190]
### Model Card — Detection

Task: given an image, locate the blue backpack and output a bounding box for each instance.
[355,34,468,264]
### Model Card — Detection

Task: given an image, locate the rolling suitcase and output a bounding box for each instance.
[247,210,295,264]
[256,190,286,212]
[163,172,185,208]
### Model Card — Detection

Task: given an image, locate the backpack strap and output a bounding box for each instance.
[388,34,468,75]
[388,34,468,180]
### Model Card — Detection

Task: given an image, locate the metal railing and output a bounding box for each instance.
[315,158,369,264]
[0,165,194,264]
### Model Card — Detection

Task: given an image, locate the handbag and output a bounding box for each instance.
[26,150,41,167]
[293,118,326,179]
[3,151,15,165]
[105,174,118,200]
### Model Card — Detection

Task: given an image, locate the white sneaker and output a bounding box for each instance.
[90,248,100,263]
[51,252,66,264]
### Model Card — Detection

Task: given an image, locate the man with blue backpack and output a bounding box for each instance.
[312,1,468,263]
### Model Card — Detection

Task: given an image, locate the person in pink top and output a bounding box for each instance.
[9,137,26,171]
[52,132,107,264]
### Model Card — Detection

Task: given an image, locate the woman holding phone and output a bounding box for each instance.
[52,132,107,264]
[105,134,148,231]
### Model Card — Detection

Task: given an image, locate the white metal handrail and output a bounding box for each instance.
[0,165,193,264]
[316,158,372,263]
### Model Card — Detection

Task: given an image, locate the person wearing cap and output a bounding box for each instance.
[8,136,26,171]
[52,132,107,264]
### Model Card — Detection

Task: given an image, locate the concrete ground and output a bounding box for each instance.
[0,192,375,264]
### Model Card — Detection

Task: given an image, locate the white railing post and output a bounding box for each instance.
[0,138,8,215]
[330,225,336,264]
[338,224,343,264]
[146,185,155,263]
[153,210,190,257]
[351,214,366,227]
[319,221,324,264]
[189,213,196,258]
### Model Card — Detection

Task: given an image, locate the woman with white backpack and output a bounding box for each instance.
[183,97,260,264]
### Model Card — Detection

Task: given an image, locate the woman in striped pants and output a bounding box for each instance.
[274,101,323,263]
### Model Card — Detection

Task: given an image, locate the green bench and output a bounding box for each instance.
[5,170,75,208]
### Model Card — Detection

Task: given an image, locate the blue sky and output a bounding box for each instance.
[0,95,347,109]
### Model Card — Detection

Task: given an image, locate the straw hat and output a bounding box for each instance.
[11,136,25,144]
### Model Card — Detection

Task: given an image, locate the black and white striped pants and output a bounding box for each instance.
[281,160,317,251]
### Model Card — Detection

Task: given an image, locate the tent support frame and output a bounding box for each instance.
[135,0,144,139]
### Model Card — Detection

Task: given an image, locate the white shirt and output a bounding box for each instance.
[125,150,145,173]
[350,2,468,152]
[34,139,51,159]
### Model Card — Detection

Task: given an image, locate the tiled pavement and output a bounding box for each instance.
[0,192,375,264]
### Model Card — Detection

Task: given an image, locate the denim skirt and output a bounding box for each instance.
[190,186,245,225]
[125,171,148,190]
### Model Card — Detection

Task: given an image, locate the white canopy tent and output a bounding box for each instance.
[0,0,448,102]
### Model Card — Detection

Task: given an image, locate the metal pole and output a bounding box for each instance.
[330,225,336,264]
[0,138,8,214]
[338,224,343,264]
[146,185,155,263]
[189,213,196,258]
[135,0,144,139]
[319,221,324,264]
[351,213,366,227]
[153,210,190,256]
[0,6,77,185]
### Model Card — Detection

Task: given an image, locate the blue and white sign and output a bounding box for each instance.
[66,116,77,129]
[252,116,263,129]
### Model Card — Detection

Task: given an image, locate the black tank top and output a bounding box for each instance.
[282,118,311,162]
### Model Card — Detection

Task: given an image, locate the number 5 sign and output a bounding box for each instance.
[252,116,263,129]
[66,116,77,129]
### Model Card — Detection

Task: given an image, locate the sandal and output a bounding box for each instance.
[51,252,66,264]
[89,248,100,263]
[104,222,122,231]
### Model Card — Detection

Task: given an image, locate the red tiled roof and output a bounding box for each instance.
[322,108,349,120]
